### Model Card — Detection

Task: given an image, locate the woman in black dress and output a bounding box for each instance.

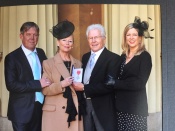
[105,16,152,131]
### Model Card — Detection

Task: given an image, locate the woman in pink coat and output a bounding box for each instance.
[42,20,85,131]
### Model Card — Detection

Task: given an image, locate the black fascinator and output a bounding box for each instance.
[133,16,154,39]
[49,20,75,39]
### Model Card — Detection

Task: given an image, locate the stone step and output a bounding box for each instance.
[0,112,162,131]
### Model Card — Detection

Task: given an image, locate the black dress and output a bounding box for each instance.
[116,54,148,131]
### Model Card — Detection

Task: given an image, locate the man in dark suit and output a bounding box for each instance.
[4,22,51,131]
[73,24,121,131]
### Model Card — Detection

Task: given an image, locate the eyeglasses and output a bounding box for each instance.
[87,36,104,41]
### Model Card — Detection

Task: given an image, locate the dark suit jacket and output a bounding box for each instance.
[83,47,121,131]
[114,51,152,116]
[4,46,47,123]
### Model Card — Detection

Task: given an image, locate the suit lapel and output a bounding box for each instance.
[36,49,44,64]
[90,48,108,78]
[82,48,108,81]
[18,47,33,76]
[82,52,91,70]
[36,48,46,74]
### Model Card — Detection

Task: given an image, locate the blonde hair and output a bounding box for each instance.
[121,23,146,56]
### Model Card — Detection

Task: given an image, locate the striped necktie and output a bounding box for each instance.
[83,53,96,84]
[89,53,96,69]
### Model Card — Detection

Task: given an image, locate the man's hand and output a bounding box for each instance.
[72,82,84,91]
[40,77,51,88]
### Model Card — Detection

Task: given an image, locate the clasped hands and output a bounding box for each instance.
[60,76,84,91]
[61,77,84,91]
[58,74,116,91]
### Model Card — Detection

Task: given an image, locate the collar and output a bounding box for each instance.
[91,47,105,59]
[21,44,37,56]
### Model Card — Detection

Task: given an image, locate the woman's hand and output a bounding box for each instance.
[61,76,74,88]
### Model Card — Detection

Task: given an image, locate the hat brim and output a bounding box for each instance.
[50,20,75,39]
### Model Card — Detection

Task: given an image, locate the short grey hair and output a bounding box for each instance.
[86,24,106,37]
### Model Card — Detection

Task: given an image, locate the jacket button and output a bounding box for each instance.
[62,106,65,109]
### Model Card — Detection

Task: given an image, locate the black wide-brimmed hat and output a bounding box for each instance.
[49,20,75,39]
